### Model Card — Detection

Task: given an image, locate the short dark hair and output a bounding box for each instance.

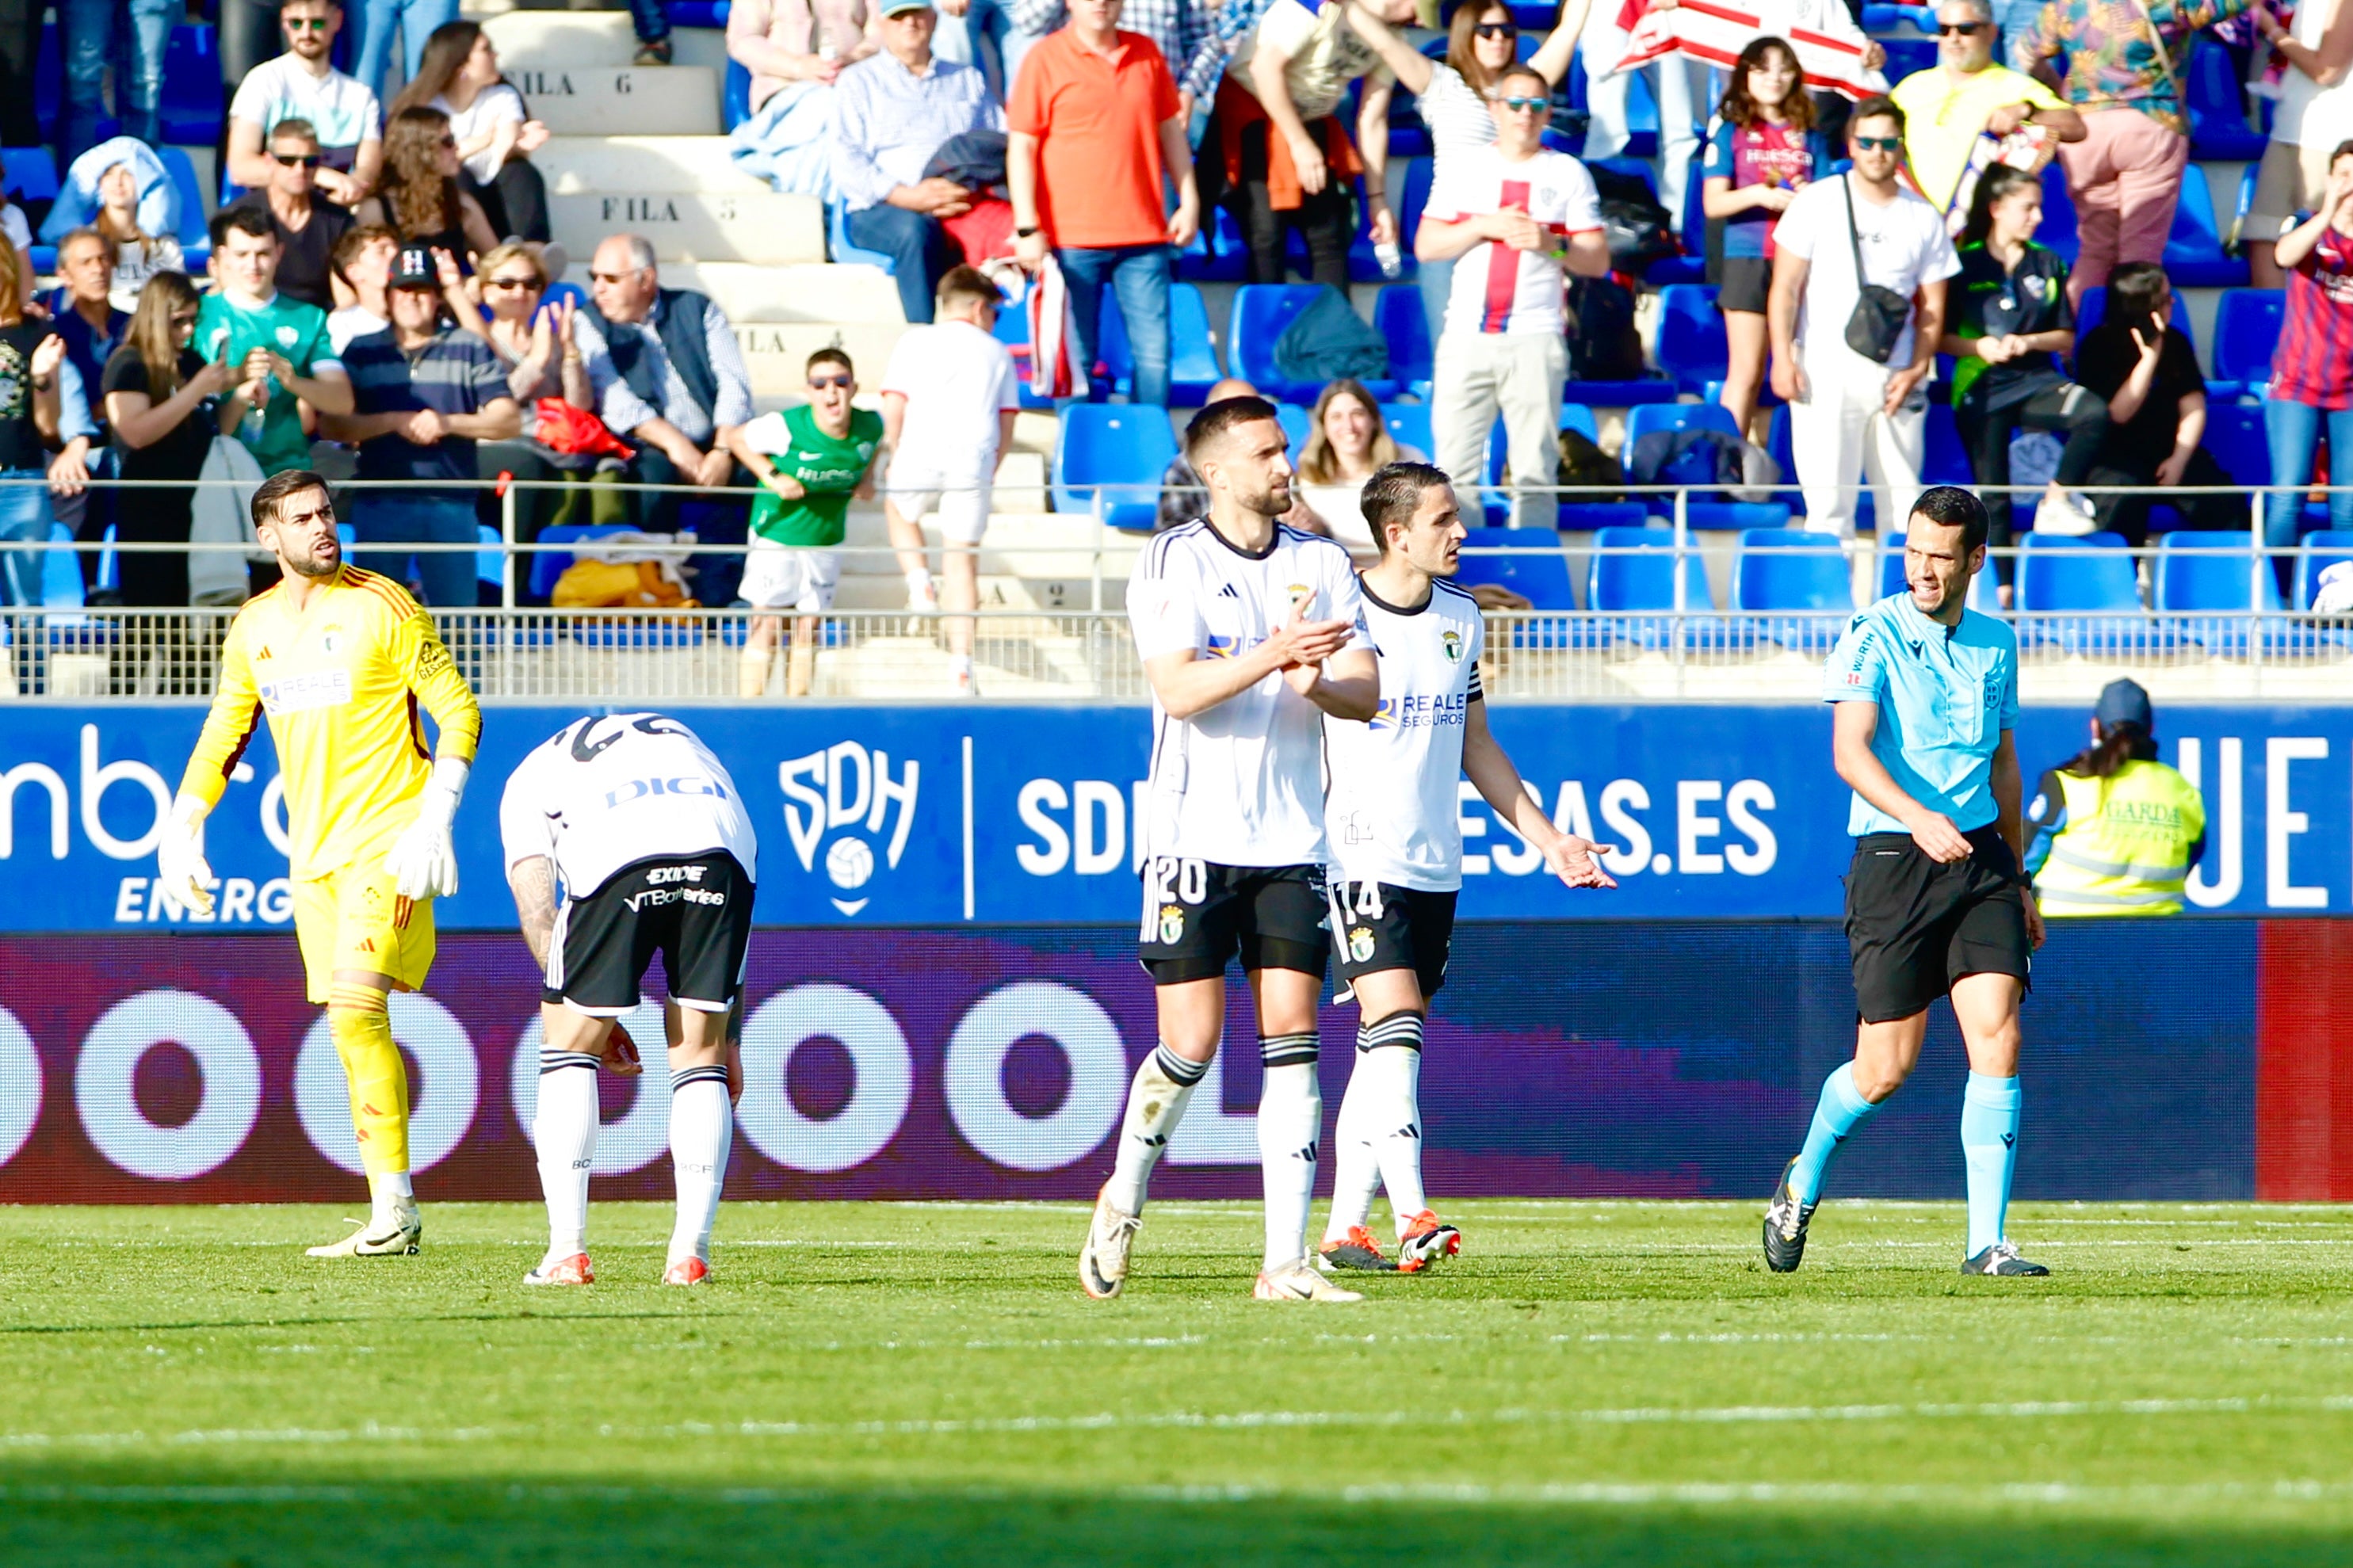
[1493,62,1548,97]
[1360,461,1453,554]
[209,204,277,251]
[1848,94,1904,136]
[2334,137,2353,167]
[251,468,331,531]
[1909,484,1990,554]
[330,223,397,283]
[2106,261,2170,324]
[806,346,854,379]
[936,265,998,314]
[1185,395,1283,460]
[59,226,115,268]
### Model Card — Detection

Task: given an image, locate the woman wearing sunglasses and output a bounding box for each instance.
[473,242,591,410]
[1342,0,1587,341]
[355,105,500,268]
[392,21,554,250]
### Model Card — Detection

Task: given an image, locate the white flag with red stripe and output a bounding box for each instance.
[1607,0,1885,101]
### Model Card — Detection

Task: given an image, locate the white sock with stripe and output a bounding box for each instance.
[1257,1032,1322,1272]
[668,1065,733,1268]
[1103,1044,1206,1215]
[534,1052,600,1261]
[1324,1028,1385,1245]
[1358,1013,1428,1238]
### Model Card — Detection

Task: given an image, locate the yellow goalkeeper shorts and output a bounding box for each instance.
[293,857,437,1005]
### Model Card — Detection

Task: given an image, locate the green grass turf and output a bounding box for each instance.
[2,1200,2351,1565]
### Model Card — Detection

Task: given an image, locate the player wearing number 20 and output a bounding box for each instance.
[156,470,481,1259]
[1316,463,1616,1276]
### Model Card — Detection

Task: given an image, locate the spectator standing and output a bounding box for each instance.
[1418,63,1610,530]
[2069,261,2240,544]
[1005,0,1214,112]
[2263,141,2353,567]
[730,0,878,110]
[726,347,885,697]
[47,230,130,586]
[2014,0,2253,307]
[1205,0,1419,286]
[353,0,459,109]
[101,273,237,612]
[323,246,521,608]
[327,223,401,352]
[356,106,501,263]
[1341,0,1586,344]
[197,205,357,477]
[1294,377,1416,557]
[59,0,176,161]
[393,21,554,248]
[1703,36,1832,440]
[1940,164,2107,601]
[578,235,758,598]
[1769,97,1958,540]
[91,162,187,314]
[833,0,1006,325]
[879,265,1022,696]
[228,120,358,313]
[0,241,67,609]
[2245,1,2353,287]
[2024,678,2206,917]
[1892,0,2082,222]
[1008,0,1201,410]
[226,0,387,205]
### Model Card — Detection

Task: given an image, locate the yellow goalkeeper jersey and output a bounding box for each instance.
[181,565,483,881]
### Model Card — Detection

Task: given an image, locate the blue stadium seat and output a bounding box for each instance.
[1349,158,1432,283]
[669,0,731,25]
[1625,400,1740,447]
[1096,281,1223,405]
[1176,206,1247,284]
[2148,402,2267,536]
[1732,527,1853,648]
[1373,284,1433,392]
[161,25,223,144]
[2074,284,2194,347]
[1587,525,1746,648]
[1383,402,1432,457]
[2037,163,2078,265]
[1923,402,1971,485]
[1860,3,1935,26]
[827,200,895,273]
[2296,529,2353,611]
[528,523,621,602]
[724,59,751,132]
[1620,402,1790,527]
[1277,401,1312,454]
[1879,37,1936,79]
[153,146,212,256]
[2016,531,2163,652]
[1231,284,1342,405]
[1568,50,1659,159]
[477,525,505,590]
[2154,531,2289,652]
[40,521,81,608]
[2213,289,2283,399]
[1645,151,1709,284]
[1655,284,1727,393]
[1052,406,1178,531]
[1454,525,1577,609]
[3,146,55,207]
[2164,166,2246,286]
[2187,36,2268,159]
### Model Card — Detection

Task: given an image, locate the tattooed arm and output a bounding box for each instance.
[509,855,559,968]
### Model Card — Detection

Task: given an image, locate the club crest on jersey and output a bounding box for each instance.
[319,630,340,655]
[276,325,300,349]
[1347,926,1374,963]
[1442,630,1463,663]
[1158,904,1185,944]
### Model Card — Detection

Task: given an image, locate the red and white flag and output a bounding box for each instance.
[1607,0,1886,101]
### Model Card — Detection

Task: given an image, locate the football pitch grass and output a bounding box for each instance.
[2,1200,2350,1565]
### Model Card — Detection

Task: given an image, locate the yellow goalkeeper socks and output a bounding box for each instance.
[328,987,411,1190]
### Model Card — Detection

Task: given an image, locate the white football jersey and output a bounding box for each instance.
[498,713,759,897]
[1324,575,1486,891]
[1128,519,1370,866]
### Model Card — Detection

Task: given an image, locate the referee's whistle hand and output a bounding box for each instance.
[1909,812,1974,864]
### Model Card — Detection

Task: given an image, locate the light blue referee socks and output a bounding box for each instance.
[1961,1073,2023,1257]
[1789,1063,1878,1206]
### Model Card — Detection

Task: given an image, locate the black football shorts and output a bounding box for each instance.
[1136,858,1327,985]
[1843,829,2031,1024]
[546,853,754,1015]
[1327,878,1457,1001]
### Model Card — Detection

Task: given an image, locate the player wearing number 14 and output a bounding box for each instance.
[155,471,481,1259]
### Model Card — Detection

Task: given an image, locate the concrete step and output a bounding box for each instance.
[565,261,905,325]
[732,321,911,406]
[548,189,823,265]
[536,136,769,196]
[481,8,640,66]
[508,65,723,135]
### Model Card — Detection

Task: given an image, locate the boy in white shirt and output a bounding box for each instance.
[880,265,1023,697]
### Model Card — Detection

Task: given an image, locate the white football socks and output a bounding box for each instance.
[1103,1044,1205,1215]
[1257,1032,1323,1272]
[667,1066,733,1268]
[1361,1013,1427,1238]
[1325,1054,1381,1245]
[367,1170,414,1230]
[535,1052,600,1261]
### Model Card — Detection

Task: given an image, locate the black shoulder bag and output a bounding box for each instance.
[1841,174,1915,364]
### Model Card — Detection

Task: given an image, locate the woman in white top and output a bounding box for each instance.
[393,21,553,247]
[1295,379,1424,559]
[1343,0,1588,341]
[2248,0,2353,288]
[93,161,184,315]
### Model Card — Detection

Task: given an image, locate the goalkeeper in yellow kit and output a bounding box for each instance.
[155,470,482,1257]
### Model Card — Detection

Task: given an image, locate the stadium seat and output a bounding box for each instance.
[1277,401,1313,454]
[1454,525,1577,608]
[1052,406,1178,531]
[1568,49,1658,159]
[40,521,80,609]
[2037,163,2079,265]
[1620,402,1790,528]
[1176,205,1248,283]
[2016,532,2164,652]
[1625,401,1740,448]
[478,525,506,591]
[1231,284,1398,405]
[1655,284,1728,393]
[2295,529,2353,611]
[1373,284,1433,393]
[1732,527,1854,648]
[2188,37,2269,159]
[2154,532,2289,652]
[1879,36,1936,79]
[160,24,224,143]
[1923,402,1972,485]
[2212,289,2283,399]
[2074,284,2194,349]
[724,59,751,132]
[1587,525,1744,648]
[2164,167,2246,287]
[1860,3,1935,26]
[153,146,212,258]
[826,200,896,273]
[1349,158,1432,282]
[2,146,55,208]
[2149,402,2267,535]
[1095,281,1224,406]
[1383,402,1433,457]
[1644,153,1709,285]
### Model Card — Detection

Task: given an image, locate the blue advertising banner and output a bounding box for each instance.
[1,703,2348,931]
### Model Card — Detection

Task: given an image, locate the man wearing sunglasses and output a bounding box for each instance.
[1889,0,2082,219]
[227,120,356,314]
[1416,62,1609,530]
[225,0,384,208]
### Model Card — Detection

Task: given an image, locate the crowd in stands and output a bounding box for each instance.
[4,0,2353,673]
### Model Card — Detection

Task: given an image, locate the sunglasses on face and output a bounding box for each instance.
[1853,134,1903,151]
[483,275,540,291]
[1473,21,1518,37]
[285,16,330,31]
[271,152,323,168]
[1497,95,1548,112]
[1937,20,1986,33]
[170,311,198,328]
[807,375,854,390]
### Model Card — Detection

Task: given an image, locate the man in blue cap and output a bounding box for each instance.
[1765,484,2049,1278]
[2023,678,2206,917]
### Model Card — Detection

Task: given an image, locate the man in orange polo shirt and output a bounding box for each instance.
[1007,0,1200,408]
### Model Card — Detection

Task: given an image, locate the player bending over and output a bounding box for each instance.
[157,469,479,1257]
[1765,485,2049,1277]
[1081,395,1380,1305]
[1318,463,1615,1275]
[499,712,757,1287]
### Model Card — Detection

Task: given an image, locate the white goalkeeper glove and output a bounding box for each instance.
[156,792,216,916]
[386,756,470,900]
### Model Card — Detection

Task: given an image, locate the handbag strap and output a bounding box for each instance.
[2125,0,2187,113]
[1841,171,1869,286]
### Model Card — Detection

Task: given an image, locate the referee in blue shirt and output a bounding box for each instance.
[1764,486,2049,1277]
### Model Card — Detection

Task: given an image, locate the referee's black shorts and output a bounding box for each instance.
[1843,828,2032,1024]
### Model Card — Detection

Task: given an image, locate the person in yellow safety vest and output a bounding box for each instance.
[2022,678,2206,916]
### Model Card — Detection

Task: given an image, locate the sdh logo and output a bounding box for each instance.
[777,743,920,917]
